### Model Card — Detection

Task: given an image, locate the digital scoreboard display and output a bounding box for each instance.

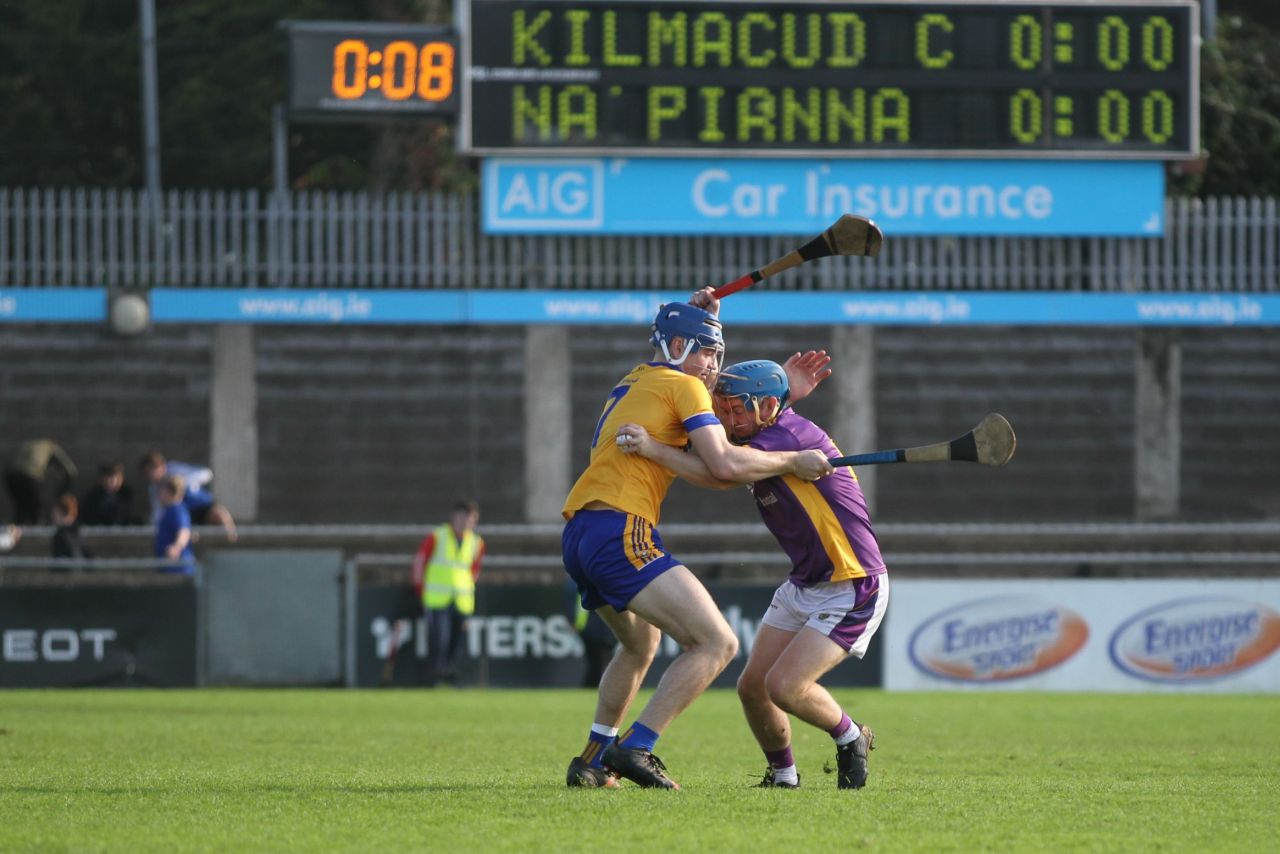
[285,20,459,118]
[460,0,1199,158]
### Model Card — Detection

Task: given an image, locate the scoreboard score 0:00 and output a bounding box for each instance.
[459,0,1199,159]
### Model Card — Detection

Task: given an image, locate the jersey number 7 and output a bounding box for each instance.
[590,385,631,448]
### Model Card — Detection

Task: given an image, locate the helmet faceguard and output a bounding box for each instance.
[715,360,790,431]
[650,302,725,371]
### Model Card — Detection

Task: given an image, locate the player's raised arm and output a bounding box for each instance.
[782,350,832,405]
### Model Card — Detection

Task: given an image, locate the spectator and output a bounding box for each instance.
[0,524,20,551]
[79,462,140,527]
[411,500,485,686]
[153,474,196,576]
[139,450,237,542]
[3,439,77,525]
[51,493,92,563]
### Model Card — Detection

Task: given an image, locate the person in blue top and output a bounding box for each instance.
[153,475,196,576]
[140,450,238,542]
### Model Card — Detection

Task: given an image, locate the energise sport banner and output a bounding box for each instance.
[884,579,1280,692]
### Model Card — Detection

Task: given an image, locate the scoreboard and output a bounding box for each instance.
[458,0,1198,158]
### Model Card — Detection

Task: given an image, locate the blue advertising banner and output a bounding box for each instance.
[136,289,1280,327]
[149,289,464,324]
[0,288,105,322]
[482,159,1165,237]
[2,289,1275,327]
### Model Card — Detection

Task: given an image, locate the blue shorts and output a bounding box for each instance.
[562,509,682,612]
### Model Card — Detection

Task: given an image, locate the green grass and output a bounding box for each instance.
[1,689,1276,853]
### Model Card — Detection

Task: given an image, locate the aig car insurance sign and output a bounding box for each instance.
[886,580,1280,692]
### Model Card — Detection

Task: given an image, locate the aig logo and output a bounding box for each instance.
[484,159,604,231]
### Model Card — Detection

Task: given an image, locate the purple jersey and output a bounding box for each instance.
[747,410,886,587]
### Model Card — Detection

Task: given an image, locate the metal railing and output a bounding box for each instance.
[1,188,1277,292]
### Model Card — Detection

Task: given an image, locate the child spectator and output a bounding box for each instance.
[139,451,237,542]
[153,475,196,576]
[51,493,92,563]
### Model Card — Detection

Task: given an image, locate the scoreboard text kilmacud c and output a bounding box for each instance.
[460,0,1199,158]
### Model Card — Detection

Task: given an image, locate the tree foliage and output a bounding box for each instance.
[1170,14,1280,196]
[0,0,472,192]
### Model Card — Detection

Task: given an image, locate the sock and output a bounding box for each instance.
[581,724,618,769]
[829,712,862,746]
[764,746,798,785]
[617,721,660,753]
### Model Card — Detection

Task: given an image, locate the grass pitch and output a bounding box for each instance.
[1,688,1276,852]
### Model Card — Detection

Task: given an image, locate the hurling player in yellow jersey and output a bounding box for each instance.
[563,291,834,790]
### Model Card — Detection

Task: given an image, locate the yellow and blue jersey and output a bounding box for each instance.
[562,362,718,526]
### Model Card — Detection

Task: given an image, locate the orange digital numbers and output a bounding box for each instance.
[331,39,368,100]
[419,42,455,101]
[331,38,455,102]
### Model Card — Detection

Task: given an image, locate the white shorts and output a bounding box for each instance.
[760,575,889,658]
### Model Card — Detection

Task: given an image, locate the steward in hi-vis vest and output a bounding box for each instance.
[420,523,482,615]
[411,501,484,686]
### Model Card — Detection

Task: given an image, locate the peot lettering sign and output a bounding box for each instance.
[2,629,118,663]
[0,586,197,688]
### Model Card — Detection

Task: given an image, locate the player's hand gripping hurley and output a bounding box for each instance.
[711,213,884,299]
[831,413,1017,468]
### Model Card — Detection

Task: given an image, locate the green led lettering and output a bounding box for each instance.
[827,14,866,68]
[916,14,954,69]
[1010,89,1042,143]
[512,85,552,140]
[648,86,686,141]
[1054,95,1074,137]
[558,85,597,139]
[693,13,733,67]
[603,11,641,66]
[738,13,777,68]
[826,89,866,143]
[648,12,687,67]
[1142,17,1174,70]
[781,13,822,68]
[781,88,822,142]
[565,10,591,66]
[738,87,776,141]
[1142,90,1173,143]
[1010,15,1041,70]
[871,88,910,142]
[698,87,726,141]
[1054,23,1074,63]
[1099,90,1129,142]
[512,10,552,66]
[1099,16,1130,71]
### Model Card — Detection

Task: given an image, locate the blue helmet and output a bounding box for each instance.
[716,360,790,417]
[650,302,725,368]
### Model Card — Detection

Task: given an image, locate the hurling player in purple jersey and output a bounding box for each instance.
[616,359,887,791]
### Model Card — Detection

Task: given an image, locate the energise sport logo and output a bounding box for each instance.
[1109,598,1280,683]
[908,597,1089,682]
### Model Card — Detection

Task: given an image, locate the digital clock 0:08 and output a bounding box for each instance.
[330,38,455,102]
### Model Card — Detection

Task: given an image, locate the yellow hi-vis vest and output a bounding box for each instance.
[422,524,480,615]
